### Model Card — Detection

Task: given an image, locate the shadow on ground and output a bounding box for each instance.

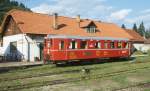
[55,57,135,67]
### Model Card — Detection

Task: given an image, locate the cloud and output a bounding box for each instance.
[141,9,150,14]
[124,9,150,23]
[31,0,112,20]
[123,9,150,28]
[124,13,150,28]
[110,9,132,20]
[31,3,52,14]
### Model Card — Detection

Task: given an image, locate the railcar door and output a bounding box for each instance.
[57,39,68,61]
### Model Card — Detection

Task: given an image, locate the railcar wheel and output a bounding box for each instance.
[55,61,67,66]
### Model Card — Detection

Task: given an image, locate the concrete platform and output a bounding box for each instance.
[0,61,43,68]
[0,61,43,73]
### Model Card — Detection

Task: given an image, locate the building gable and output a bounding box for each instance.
[2,15,22,36]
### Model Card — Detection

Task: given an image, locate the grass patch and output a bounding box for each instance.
[1,55,150,81]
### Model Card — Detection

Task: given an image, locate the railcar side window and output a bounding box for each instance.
[59,40,64,50]
[95,42,101,49]
[80,41,87,49]
[69,40,77,49]
[110,42,115,48]
[104,41,108,49]
[125,42,129,48]
[118,42,122,48]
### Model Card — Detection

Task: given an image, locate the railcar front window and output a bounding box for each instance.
[47,39,52,48]
[47,43,50,48]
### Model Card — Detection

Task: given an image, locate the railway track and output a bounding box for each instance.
[1,65,150,91]
[1,60,150,82]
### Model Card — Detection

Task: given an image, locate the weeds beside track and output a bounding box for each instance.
[1,65,150,91]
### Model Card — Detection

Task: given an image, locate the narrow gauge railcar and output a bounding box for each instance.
[43,35,131,64]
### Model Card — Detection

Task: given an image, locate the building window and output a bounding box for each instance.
[104,41,108,49]
[10,41,17,53]
[80,41,87,49]
[95,42,101,49]
[110,42,115,49]
[59,40,64,50]
[118,42,122,48]
[69,40,77,49]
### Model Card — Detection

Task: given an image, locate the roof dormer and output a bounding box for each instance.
[81,21,97,33]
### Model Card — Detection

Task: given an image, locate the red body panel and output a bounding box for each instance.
[49,49,129,61]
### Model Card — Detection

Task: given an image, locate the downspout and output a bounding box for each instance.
[22,34,24,61]
[24,34,30,62]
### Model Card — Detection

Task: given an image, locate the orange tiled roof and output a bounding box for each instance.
[125,29,145,42]
[2,9,133,39]
[145,38,150,44]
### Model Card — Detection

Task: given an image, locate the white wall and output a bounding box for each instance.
[133,43,150,53]
[0,47,4,55]
[133,44,144,51]
[3,34,27,61]
[2,34,44,62]
[141,44,150,53]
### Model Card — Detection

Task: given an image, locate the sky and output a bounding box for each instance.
[14,0,150,29]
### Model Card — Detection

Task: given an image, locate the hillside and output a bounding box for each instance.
[0,0,31,25]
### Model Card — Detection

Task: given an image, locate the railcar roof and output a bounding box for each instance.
[46,35,129,41]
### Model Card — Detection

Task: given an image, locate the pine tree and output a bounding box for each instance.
[138,22,145,37]
[145,29,150,39]
[121,24,126,29]
[133,23,138,33]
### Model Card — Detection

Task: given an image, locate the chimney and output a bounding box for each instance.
[76,15,80,27]
[53,13,58,29]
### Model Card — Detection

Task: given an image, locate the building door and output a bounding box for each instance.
[39,43,44,61]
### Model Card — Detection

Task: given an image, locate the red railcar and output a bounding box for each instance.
[43,35,131,64]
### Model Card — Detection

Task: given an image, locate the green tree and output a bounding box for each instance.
[133,23,138,33]
[121,24,126,29]
[138,22,145,37]
[0,0,31,24]
[145,29,150,39]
